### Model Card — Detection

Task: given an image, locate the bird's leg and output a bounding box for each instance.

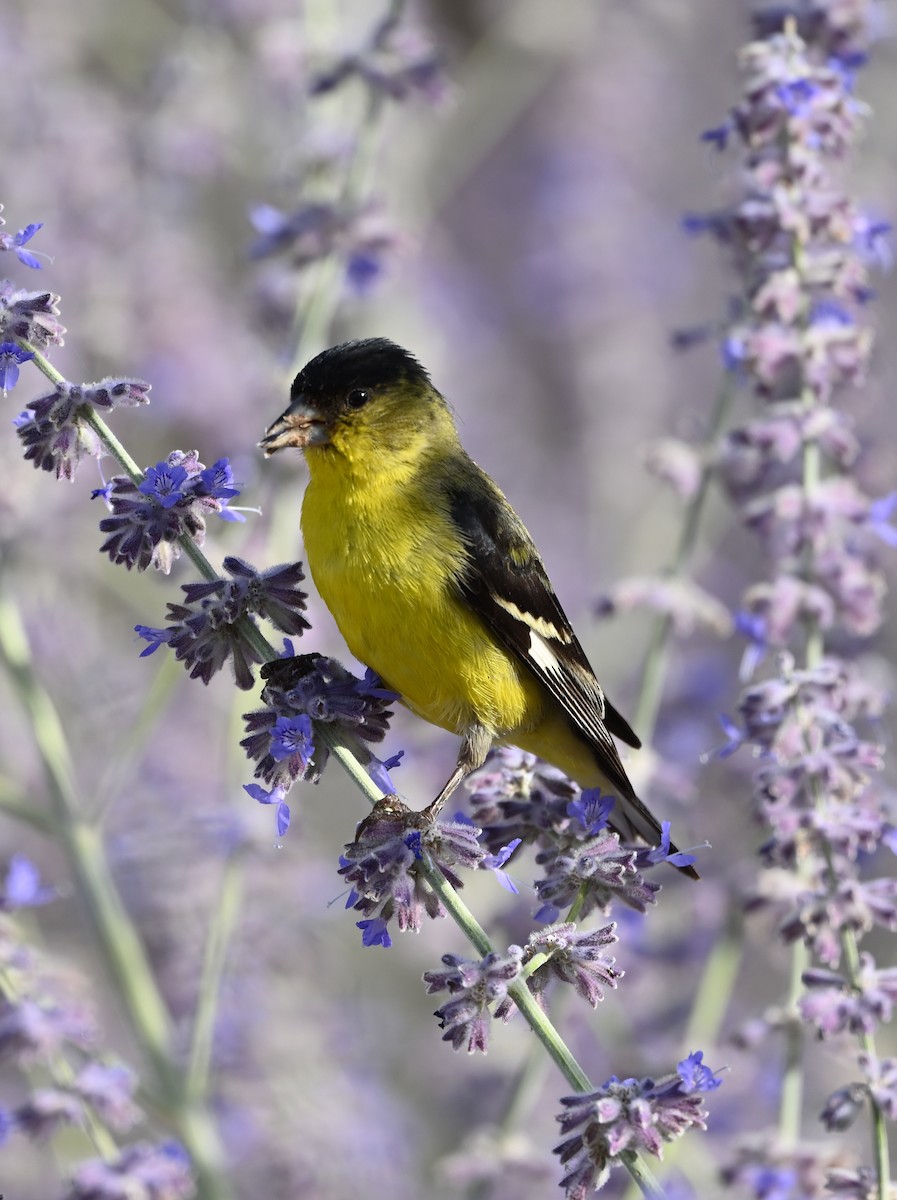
[422,724,493,822]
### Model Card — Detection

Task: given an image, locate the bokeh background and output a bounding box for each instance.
[1,1,895,1197]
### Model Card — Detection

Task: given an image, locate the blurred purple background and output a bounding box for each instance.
[1,1,895,1196]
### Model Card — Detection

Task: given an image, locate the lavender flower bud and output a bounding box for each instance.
[423,947,523,1054]
[524,922,622,1008]
[0,282,65,348]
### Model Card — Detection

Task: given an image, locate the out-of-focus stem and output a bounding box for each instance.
[779,939,808,1144]
[186,849,245,1103]
[0,588,233,1200]
[288,0,406,378]
[632,377,735,741]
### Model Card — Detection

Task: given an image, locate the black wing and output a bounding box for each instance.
[443,469,640,797]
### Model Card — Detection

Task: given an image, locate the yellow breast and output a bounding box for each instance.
[300,459,542,738]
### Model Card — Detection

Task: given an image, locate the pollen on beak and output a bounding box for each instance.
[260,398,331,455]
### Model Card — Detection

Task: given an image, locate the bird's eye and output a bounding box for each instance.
[347,388,370,409]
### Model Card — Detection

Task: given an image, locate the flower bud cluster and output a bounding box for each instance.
[136,558,309,690]
[241,651,396,837]
[467,748,690,923]
[554,1052,720,1197]
[98,450,242,573]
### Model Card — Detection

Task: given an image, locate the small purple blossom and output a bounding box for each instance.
[17,378,150,481]
[242,653,393,797]
[535,830,660,920]
[859,1053,897,1121]
[423,947,523,1053]
[0,283,64,348]
[134,625,173,657]
[644,821,701,872]
[800,956,897,1037]
[481,839,521,894]
[1,856,55,909]
[0,998,96,1063]
[269,714,314,764]
[141,558,309,690]
[865,491,897,547]
[567,789,614,836]
[819,1082,866,1131]
[311,17,449,107]
[0,341,34,391]
[357,917,392,948]
[243,783,292,839]
[0,221,44,268]
[466,747,582,854]
[701,120,733,151]
[74,1061,140,1131]
[14,1089,84,1139]
[368,748,404,793]
[138,462,188,507]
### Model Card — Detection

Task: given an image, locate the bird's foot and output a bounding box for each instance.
[353,793,416,842]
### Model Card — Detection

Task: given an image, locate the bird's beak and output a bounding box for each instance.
[260,395,331,455]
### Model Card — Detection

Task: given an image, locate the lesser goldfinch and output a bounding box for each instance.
[262,338,696,876]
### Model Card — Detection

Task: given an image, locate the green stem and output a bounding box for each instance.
[681,903,744,1055]
[92,648,184,824]
[778,939,808,1144]
[185,850,245,1103]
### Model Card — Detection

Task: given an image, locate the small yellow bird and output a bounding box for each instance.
[262,338,695,876]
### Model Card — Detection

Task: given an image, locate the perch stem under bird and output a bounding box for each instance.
[262,338,698,879]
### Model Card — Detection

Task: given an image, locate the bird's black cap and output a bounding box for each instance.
[291,338,432,400]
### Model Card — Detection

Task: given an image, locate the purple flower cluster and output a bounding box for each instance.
[0,280,63,350]
[98,450,242,573]
[423,947,523,1054]
[679,6,893,1194]
[66,1141,193,1200]
[339,796,484,947]
[249,10,449,313]
[16,377,150,480]
[241,651,396,836]
[0,858,180,1184]
[136,557,309,690]
[468,748,673,922]
[554,1052,720,1197]
[523,922,622,1010]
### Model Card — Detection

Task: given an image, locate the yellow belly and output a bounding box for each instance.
[301,473,543,738]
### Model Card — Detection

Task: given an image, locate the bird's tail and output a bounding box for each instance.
[513,712,699,879]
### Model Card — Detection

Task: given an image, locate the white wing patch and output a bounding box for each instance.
[494,595,572,643]
[528,629,564,675]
